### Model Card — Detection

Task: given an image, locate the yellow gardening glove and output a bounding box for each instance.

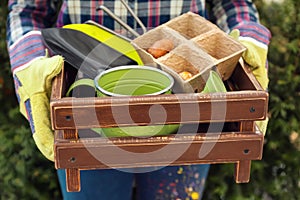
[14,53,63,161]
[230,29,269,134]
[230,29,269,90]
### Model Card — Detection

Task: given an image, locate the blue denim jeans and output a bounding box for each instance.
[57,164,209,200]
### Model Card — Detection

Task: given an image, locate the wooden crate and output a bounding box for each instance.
[50,60,268,192]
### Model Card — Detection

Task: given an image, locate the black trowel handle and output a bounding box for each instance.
[41,28,137,79]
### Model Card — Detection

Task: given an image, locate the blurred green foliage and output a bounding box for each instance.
[0,0,299,199]
[204,0,300,199]
[0,1,62,199]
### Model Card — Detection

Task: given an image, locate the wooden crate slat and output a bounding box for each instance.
[51,91,267,129]
[54,131,263,169]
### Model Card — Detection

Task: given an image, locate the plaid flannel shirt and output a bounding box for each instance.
[7,0,271,72]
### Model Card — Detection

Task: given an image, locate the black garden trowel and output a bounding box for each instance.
[41,27,139,79]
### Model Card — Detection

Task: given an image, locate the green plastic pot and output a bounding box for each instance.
[202,70,227,93]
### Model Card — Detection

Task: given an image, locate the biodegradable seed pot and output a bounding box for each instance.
[94,65,179,137]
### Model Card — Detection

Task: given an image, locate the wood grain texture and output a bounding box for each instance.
[54,131,263,170]
[51,61,268,191]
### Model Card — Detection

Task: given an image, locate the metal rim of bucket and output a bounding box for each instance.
[94,65,174,97]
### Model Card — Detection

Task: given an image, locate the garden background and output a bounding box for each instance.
[0,0,299,199]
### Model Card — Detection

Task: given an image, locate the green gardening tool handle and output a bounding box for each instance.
[66,78,100,97]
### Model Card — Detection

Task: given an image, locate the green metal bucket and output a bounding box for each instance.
[94,65,179,137]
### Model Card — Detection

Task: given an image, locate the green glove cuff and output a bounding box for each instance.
[239,39,269,90]
[229,29,269,134]
[229,29,269,90]
[31,94,55,161]
[14,55,64,161]
[256,117,269,136]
